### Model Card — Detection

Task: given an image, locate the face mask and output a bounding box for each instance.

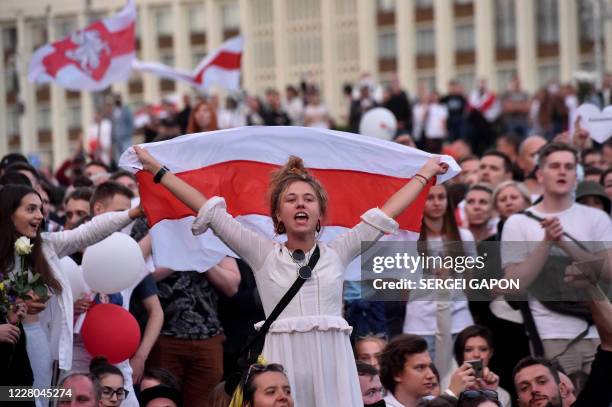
[364,400,386,407]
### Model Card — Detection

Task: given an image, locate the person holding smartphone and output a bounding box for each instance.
[451,325,511,407]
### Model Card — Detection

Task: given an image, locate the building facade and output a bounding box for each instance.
[1,0,611,169]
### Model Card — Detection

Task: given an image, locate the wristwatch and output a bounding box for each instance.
[153,166,170,183]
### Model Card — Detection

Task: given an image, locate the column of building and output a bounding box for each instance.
[140,3,161,103]
[558,0,579,83]
[238,0,254,92]
[172,0,191,97]
[356,0,378,78]
[0,28,8,158]
[514,0,538,93]
[474,0,496,90]
[17,11,38,157]
[321,0,340,120]
[272,0,289,91]
[206,0,223,52]
[78,10,94,150]
[395,0,417,95]
[48,10,70,169]
[433,0,455,92]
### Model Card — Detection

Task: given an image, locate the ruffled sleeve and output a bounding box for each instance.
[191,196,275,271]
[329,208,398,267]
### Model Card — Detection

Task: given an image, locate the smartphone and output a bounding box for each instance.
[466,359,483,378]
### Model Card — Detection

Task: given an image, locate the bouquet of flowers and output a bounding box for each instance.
[1,237,49,317]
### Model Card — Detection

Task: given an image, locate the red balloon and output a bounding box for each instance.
[81,303,141,364]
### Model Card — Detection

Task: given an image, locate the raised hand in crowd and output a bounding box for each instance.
[448,363,477,396]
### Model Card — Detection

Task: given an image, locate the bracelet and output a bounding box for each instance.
[413,173,429,185]
[153,166,170,184]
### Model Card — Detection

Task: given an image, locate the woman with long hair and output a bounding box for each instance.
[134,146,447,407]
[453,325,511,407]
[186,101,219,133]
[403,183,475,381]
[0,185,142,390]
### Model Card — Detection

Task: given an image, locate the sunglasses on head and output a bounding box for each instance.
[244,363,285,385]
[458,390,501,406]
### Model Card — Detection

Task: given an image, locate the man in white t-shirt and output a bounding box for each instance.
[501,142,612,375]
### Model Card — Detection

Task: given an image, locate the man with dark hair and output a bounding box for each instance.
[110,170,139,197]
[478,150,513,188]
[357,361,385,406]
[457,155,480,186]
[580,148,605,171]
[512,289,612,407]
[90,181,134,215]
[502,142,612,375]
[380,334,436,407]
[602,139,612,168]
[84,161,111,185]
[64,187,94,230]
[0,152,28,175]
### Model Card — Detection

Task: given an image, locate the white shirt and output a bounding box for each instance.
[403,228,475,335]
[383,392,406,407]
[501,203,612,339]
[39,210,133,371]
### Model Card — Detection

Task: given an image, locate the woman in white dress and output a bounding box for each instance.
[134,147,448,407]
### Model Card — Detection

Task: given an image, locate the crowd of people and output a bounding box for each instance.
[0,70,612,407]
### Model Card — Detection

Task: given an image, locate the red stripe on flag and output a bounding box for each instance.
[137,160,430,233]
[43,22,135,80]
[193,51,242,84]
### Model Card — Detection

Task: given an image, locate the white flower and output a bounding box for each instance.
[14,236,33,255]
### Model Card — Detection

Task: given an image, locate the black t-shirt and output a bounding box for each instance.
[573,347,612,407]
[440,94,467,121]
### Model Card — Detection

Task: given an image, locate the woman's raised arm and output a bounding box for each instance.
[380,156,448,219]
[134,146,207,212]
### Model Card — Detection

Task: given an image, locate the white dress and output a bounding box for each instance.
[192,197,399,407]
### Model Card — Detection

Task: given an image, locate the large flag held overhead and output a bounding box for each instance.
[28,0,136,91]
[119,127,459,279]
[132,36,243,91]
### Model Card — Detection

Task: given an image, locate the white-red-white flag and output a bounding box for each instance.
[28,0,136,91]
[119,127,459,280]
[132,36,243,91]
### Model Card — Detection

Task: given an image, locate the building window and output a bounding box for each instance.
[3,27,17,51]
[495,0,516,48]
[497,67,517,92]
[455,24,474,52]
[377,0,394,13]
[37,106,51,132]
[538,63,559,87]
[7,106,19,136]
[416,27,435,55]
[4,59,18,93]
[67,105,81,129]
[221,2,240,30]
[253,0,273,25]
[378,31,396,59]
[456,71,475,92]
[30,23,48,51]
[55,19,77,39]
[536,0,558,44]
[579,1,594,42]
[417,75,436,92]
[188,5,206,34]
[415,0,433,8]
[155,7,173,36]
[160,54,174,67]
[192,52,206,68]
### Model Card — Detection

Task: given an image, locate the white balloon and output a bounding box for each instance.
[82,233,144,294]
[60,256,88,300]
[358,107,397,141]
